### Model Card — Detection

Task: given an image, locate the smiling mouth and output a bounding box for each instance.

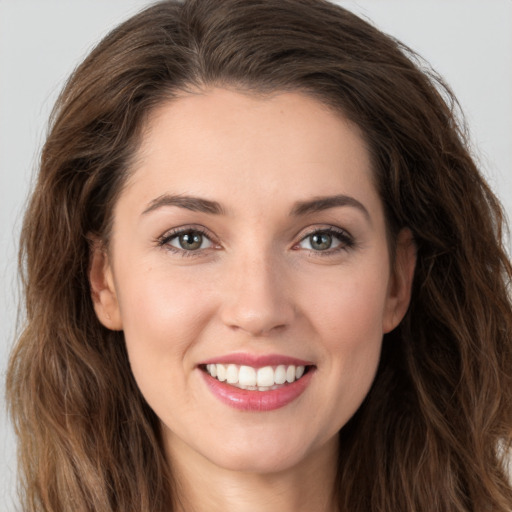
[201,363,312,391]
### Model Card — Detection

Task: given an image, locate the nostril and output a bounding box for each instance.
[225,321,288,338]
[219,278,296,337]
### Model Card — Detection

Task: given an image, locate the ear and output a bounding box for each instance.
[88,237,123,331]
[382,228,416,333]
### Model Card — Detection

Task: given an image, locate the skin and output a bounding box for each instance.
[90,88,416,512]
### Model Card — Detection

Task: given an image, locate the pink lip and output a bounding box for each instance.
[200,367,315,412]
[199,353,313,368]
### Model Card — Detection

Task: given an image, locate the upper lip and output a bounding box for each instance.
[199,353,314,368]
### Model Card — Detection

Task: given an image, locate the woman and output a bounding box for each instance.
[6,0,512,510]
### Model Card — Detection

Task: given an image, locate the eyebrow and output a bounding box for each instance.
[291,194,370,220]
[142,193,370,220]
[142,194,225,215]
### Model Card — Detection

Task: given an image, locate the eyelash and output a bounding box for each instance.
[157,226,218,258]
[156,225,355,258]
[294,226,355,256]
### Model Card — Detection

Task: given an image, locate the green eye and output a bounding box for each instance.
[309,232,334,251]
[298,228,352,252]
[168,230,212,251]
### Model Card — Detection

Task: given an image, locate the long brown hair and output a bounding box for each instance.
[7,0,512,510]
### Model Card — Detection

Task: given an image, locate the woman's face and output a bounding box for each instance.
[91,88,415,475]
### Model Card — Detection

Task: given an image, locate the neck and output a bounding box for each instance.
[166,434,339,512]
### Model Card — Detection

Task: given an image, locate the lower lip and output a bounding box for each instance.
[200,368,314,411]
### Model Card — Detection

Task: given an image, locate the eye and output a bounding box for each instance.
[297,228,353,252]
[161,228,214,252]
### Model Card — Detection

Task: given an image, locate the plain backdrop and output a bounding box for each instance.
[1,1,511,509]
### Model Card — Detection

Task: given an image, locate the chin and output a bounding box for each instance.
[200,427,328,475]
[210,448,308,475]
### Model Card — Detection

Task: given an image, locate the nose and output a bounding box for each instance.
[219,251,296,337]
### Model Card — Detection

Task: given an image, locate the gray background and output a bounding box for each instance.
[1,1,511,509]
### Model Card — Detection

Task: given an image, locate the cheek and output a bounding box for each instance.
[304,265,388,421]
[303,263,390,346]
[115,266,215,381]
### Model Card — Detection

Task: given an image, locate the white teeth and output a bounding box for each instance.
[238,365,257,386]
[274,365,287,385]
[216,364,227,382]
[206,364,217,378]
[226,364,238,384]
[257,366,275,387]
[204,363,307,389]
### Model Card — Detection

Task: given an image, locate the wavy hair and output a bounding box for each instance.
[7,0,512,510]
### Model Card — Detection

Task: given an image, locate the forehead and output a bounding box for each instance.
[121,88,380,219]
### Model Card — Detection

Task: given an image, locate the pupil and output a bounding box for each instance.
[180,232,202,250]
[311,233,332,250]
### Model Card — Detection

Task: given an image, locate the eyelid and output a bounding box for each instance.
[155,223,355,257]
[157,225,221,255]
[293,225,355,253]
